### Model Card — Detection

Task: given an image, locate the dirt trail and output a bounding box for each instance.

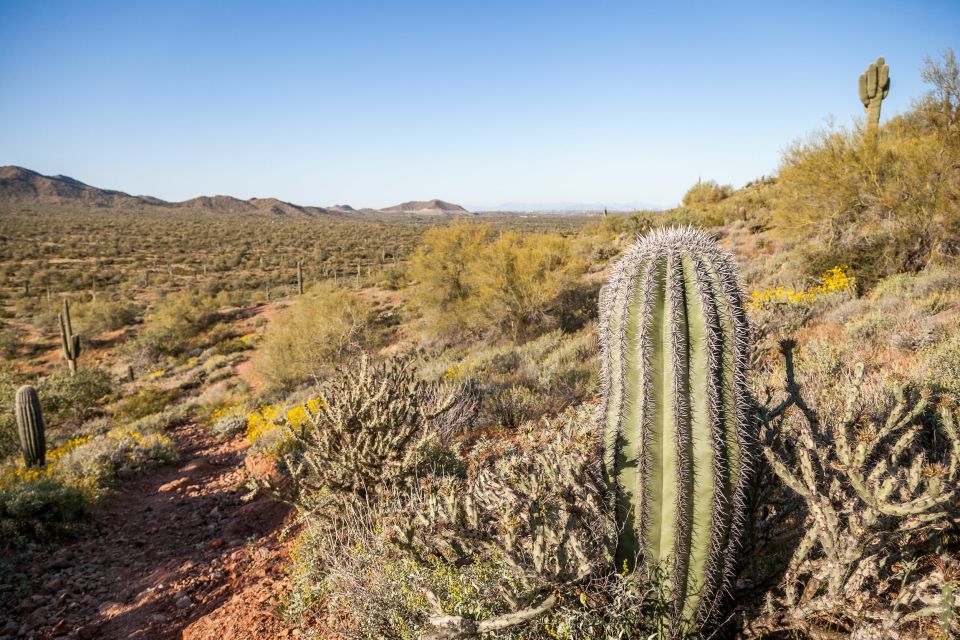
[7,422,296,640]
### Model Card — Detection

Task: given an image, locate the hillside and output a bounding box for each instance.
[0,166,472,219]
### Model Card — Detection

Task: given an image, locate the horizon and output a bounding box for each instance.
[1,1,957,210]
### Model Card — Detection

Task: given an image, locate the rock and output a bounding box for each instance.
[77,623,99,639]
[175,595,193,609]
[158,477,190,493]
[43,577,64,592]
[148,613,168,624]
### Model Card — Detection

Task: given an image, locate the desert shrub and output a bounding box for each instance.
[52,427,177,498]
[113,386,178,423]
[922,334,960,400]
[0,323,24,358]
[131,289,220,356]
[0,477,86,543]
[71,297,141,334]
[209,403,249,438]
[213,336,250,355]
[681,179,733,206]
[251,281,375,391]
[38,367,114,427]
[773,51,960,286]
[127,405,192,434]
[409,223,589,342]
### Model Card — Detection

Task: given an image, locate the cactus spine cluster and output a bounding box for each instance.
[598,227,754,634]
[859,56,890,134]
[59,298,81,374]
[15,385,46,467]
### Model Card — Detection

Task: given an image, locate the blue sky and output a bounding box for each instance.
[0,1,957,210]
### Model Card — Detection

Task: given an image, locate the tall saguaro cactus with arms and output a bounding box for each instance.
[59,298,81,374]
[859,56,890,135]
[598,227,755,636]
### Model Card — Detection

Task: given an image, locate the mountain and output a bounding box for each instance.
[0,166,472,218]
[474,200,667,213]
[378,199,471,216]
[0,165,151,208]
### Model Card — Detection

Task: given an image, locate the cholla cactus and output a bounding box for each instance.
[285,353,479,516]
[15,385,46,467]
[59,298,81,374]
[860,56,890,135]
[598,227,755,635]
[748,340,960,638]
[394,406,613,639]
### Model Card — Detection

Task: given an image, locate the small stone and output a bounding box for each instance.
[77,623,99,640]
[175,595,192,609]
[148,613,168,624]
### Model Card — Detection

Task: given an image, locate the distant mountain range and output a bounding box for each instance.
[0,166,473,218]
[473,200,667,213]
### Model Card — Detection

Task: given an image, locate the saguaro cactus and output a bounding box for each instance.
[297,260,304,295]
[598,227,755,634]
[59,298,81,374]
[15,385,46,467]
[859,56,890,135]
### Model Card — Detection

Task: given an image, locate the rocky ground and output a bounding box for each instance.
[1,422,297,640]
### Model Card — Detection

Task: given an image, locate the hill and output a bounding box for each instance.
[0,166,472,219]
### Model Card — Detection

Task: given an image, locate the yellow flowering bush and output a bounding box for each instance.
[245,398,323,456]
[750,266,854,310]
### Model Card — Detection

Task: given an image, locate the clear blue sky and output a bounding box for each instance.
[1,1,957,210]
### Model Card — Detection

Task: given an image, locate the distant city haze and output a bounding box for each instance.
[0,1,956,210]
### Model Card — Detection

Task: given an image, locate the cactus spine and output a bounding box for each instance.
[598,227,755,634]
[15,385,46,467]
[859,56,890,135]
[58,298,81,374]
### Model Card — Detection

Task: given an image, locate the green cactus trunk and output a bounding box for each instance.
[15,385,46,467]
[297,261,304,295]
[859,56,890,135]
[598,227,754,634]
[59,298,81,374]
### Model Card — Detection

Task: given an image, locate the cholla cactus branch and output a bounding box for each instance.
[285,353,478,520]
[747,340,960,638]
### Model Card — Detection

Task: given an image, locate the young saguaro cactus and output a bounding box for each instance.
[15,385,46,467]
[297,260,304,296]
[598,227,755,634]
[859,56,890,134]
[59,298,81,374]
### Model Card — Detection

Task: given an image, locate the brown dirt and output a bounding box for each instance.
[5,422,297,640]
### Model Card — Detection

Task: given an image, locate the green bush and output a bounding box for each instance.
[72,297,141,334]
[130,289,220,356]
[0,478,86,543]
[39,367,113,427]
[681,179,734,206]
[113,386,178,423]
[409,223,589,342]
[251,281,376,391]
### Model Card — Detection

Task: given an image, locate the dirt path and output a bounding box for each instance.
[7,422,296,640]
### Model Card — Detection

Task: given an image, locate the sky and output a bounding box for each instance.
[0,1,957,210]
